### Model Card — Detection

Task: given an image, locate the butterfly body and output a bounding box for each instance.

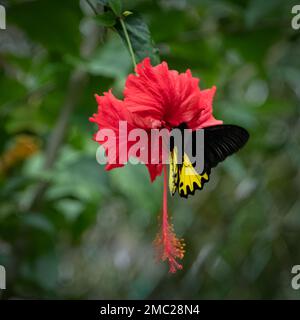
[169,124,249,198]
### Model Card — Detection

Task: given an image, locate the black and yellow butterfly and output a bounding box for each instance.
[169,124,249,198]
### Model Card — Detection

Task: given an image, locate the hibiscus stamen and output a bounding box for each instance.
[154,165,185,273]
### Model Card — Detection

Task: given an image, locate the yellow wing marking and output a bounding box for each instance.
[178,153,209,198]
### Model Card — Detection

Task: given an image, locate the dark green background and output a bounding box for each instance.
[0,0,300,299]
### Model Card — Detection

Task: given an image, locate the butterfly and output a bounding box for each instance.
[169,124,249,198]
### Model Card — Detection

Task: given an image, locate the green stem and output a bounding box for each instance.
[119,18,137,69]
[84,0,136,69]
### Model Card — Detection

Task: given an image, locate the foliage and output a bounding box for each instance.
[0,0,300,299]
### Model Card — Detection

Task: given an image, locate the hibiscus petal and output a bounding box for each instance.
[124,58,222,129]
[187,86,223,129]
[145,163,163,182]
[90,90,136,170]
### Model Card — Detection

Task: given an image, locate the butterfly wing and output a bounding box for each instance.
[176,124,249,198]
[203,124,249,171]
[178,153,209,198]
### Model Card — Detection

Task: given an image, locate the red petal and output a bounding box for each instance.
[90,90,136,169]
[145,163,163,182]
[124,58,222,129]
[187,86,223,129]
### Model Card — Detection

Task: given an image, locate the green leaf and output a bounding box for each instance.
[115,12,160,65]
[86,34,131,78]
[94,11,116,27]
[108,0,122,16]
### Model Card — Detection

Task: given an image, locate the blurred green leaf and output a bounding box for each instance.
[9,0,82,54]
[94,11,116,27]
[85,34,131,78]
[22,213,55,234]
[109,0,122,16]
[54,199,84,222]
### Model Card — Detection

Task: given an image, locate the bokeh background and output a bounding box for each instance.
[0,0,300,299]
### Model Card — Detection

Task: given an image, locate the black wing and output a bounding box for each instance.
[202,124,249,172]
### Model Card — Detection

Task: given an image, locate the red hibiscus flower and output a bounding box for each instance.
[90,58,222,273]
